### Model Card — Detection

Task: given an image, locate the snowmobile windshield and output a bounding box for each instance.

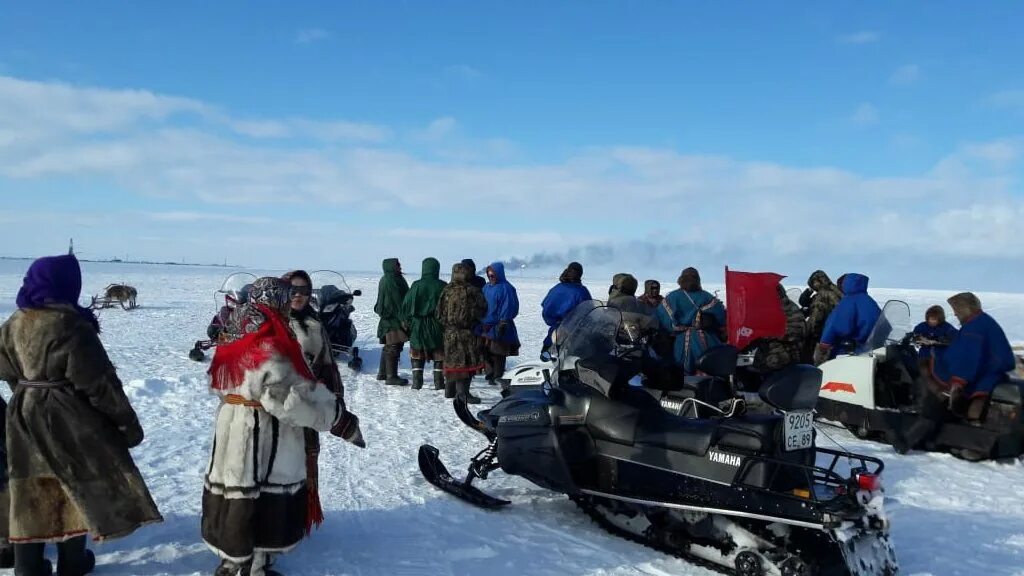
[555,301,646,371]
[310,270,354,310]
[860,300,913,353]
[786,287,803,307]
[217,272,257,306]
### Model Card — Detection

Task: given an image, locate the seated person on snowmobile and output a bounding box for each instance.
[801,270,843,363]
[654,267,727,375]
[895,292,1017,456]
[206,283,252,341]
[813,273,880,365]
[912,305,958,364]
[747,284,807,374]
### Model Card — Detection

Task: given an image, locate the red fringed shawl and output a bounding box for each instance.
[208,303,315,389]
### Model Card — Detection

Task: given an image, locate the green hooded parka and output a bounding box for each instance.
[375,258,410,341]
[402,258,447,356]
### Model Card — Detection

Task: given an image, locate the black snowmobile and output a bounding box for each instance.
[816,301,1024,461]
[309,270,363,370]
[420,302,898,575]
[188,272,256,362]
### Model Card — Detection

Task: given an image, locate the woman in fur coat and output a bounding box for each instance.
[202,277,351,576]
[0,254,162,576]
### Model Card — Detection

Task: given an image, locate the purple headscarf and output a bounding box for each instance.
[15,254,100,332]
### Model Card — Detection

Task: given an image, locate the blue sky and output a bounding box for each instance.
[0,2,1022,289]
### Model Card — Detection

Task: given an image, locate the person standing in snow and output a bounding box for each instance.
[607,273,644,314]
[895,292,1016,458]
[402,258,448,390]
[282,271,365,548]
[374,258,410,386]
[481,262,521,387]
[437,263,489,403]
[813,273,881,365]
[911,305,958,365]
[203,277,352,576]
[655,267,726,375]
[0,254,162,576]
[638,280,663,315]
[802,270,843,362]
[461,259,487,291]
[540,262,591,357]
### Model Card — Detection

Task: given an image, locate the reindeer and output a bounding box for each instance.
[90,284,138,310]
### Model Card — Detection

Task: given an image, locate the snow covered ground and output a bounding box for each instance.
[0,260,1022,576]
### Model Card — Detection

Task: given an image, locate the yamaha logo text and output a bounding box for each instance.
[708,450,742,467]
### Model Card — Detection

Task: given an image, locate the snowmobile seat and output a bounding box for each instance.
[696,345,738,379]
[589,384,715,455]
[632,410,716,456]
[759,364,822,412]
[992,380,1023,405]
[714,415,780,452]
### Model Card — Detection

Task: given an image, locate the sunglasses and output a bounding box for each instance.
[290,285,312,297]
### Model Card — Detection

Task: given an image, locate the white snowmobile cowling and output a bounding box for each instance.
[819,353,881,410]
[501,360,557,389]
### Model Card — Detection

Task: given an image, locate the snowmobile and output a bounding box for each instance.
[188,272,256,362]
[816,301,1024,461]
[309,270,363,370]
[420,302,898,575]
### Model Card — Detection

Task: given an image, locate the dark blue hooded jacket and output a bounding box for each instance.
[934,312,1016,397]
[481,262,520,345]
[912,321,958,361]
[541,282,592,349]
[820,273,881,352]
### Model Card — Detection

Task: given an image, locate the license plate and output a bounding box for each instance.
[783,410,814,451]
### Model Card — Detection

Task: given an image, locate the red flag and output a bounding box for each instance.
[725,267,786,350]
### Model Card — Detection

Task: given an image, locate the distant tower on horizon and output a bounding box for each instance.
[68,238,74,256]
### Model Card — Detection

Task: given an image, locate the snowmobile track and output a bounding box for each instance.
[571,495,732,576]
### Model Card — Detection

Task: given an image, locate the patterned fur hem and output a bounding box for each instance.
[444,364,485,375]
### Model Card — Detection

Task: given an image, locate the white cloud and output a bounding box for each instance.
[962,139,1020,167]
[850,103,880,126]
[986,89,1024,114]
[421,117,457,140]
[890,64,921,85]
[145,211,272,224]
[229,118,390,142]
[295,28,329,44]
[387,228,573,245]
[0,74,1022,270]
[837,31,880,45]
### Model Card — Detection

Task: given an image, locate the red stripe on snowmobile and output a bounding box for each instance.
[821,381,856,393]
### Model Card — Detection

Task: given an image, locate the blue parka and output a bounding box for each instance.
[481,262,521,346]
[541,281,592,349]
[820,273,881,353]
[934,312,1015,397]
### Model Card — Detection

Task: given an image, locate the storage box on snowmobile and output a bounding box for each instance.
[485,389,580,493]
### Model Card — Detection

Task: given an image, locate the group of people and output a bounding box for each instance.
[371,258,520,404]
[0,253,1017,576]
[0,255,368,576]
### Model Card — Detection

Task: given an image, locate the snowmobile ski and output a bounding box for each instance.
[418,445,509,509]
